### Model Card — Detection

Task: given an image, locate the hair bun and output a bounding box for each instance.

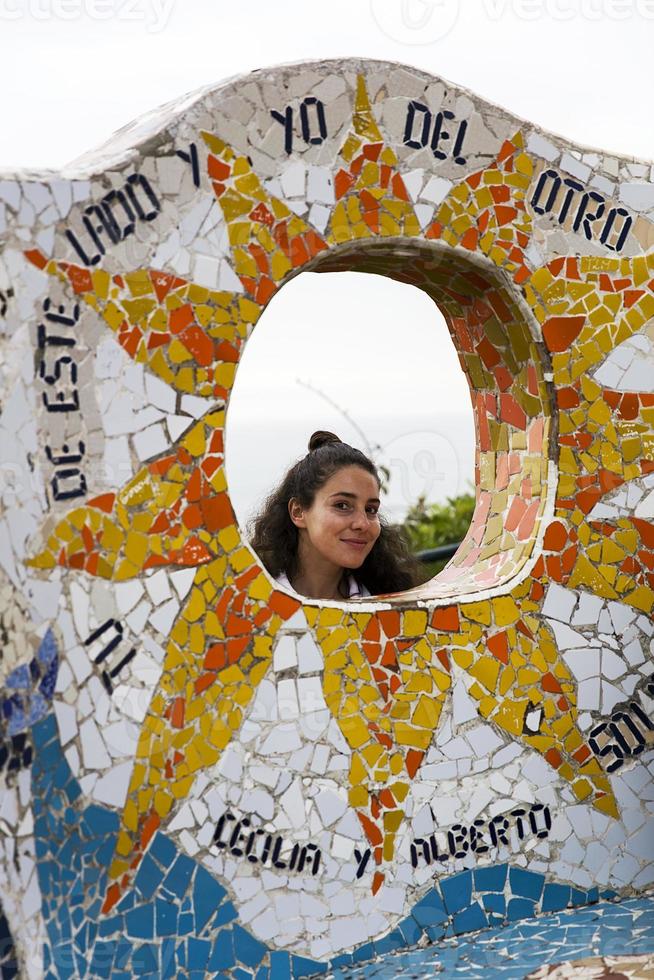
[308,430,342,452]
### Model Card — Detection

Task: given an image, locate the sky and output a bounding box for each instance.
[1,0,652,524]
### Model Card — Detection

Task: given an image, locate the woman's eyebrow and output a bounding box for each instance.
[329,491,381,504]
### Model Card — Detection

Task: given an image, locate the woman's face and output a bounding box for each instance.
[289,465,381,573]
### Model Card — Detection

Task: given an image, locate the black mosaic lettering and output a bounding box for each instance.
[447,823,469,858]
[601,207,633,251]
[66,226,104,266]
[511,808,528,841]
[610,712,646,757]
[530,165,633,252]
[175,142,200,188]
[402,101,467,164]
[573,190,606,240]
[431,110,454,162]
[528,803,552,839]
[590,688,654,774]
[101,189,136,241]
[63,172,161,267]
[126,173,160,222]
[531,169,561,215]
[469,819,489,854]
[354,847,371,878]
[259,832,273,865]
[558,178,585,223]
[429,833,448,863]
[84,619,136,694]
[40,351,77,392]
[410,837,431,868]
[270,106,293,155]
[300,97,327,145]
[0,287,13,318]
[631,701,654,735]
[403,101,432,150]
[211,812,321,877]
[229,817,251,856]
[84,203,121,248]
[410,805,552,869]
[36,296,86,500]
[271,835,287,869]
[271,98,328,155]
[38,323,75,349]
[51,468,87,502]
[45,442,85,466]
[590,721,625,773]
[244,828,259,863]
[289,842,320,875]
[489,813,510,847]
[212,812,235,848]
[43,296,80,326]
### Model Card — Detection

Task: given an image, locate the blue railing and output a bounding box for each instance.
[415,542,461,563]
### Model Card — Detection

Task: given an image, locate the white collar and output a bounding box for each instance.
[275,571,369,599]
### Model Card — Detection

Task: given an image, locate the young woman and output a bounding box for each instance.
[249,430,422,601]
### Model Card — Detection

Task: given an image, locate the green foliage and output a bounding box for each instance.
[402,489,476,576]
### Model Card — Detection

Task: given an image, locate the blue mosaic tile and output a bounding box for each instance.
[440,870,473,915]
[507,897,537,921]
[6,664,30,689]
[509,867,545,902]
[133,853,164,901]
[22,711,654,979]
[327,897,654,978]
[1,630,58,739]
[188,937,211,971]
[541,883,571,913]
[410,888,448,929]
[474,863,508,893]
[208,935,236,973]
[149,833,176,869]
[0,900,19,980]
[397,915,422,945]
[125,904,154,940]
[162,853,195,900]
[482,893,506,915]
[452,901,488,934]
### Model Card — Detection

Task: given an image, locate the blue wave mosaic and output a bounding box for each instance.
[2,637,652,978]
[0,903,18,980]
[1,629,57,738]
[327,897,654,979]
[28,709,652,979]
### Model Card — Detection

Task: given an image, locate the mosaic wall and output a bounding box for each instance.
[0,59,653,978]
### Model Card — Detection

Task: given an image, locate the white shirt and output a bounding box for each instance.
[275,571,371,599]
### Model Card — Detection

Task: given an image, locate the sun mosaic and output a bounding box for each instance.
[0,60,653,979]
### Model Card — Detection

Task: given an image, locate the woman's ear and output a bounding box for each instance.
[288,497,306,528]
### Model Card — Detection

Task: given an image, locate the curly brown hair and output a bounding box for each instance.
[248,430,423,597]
